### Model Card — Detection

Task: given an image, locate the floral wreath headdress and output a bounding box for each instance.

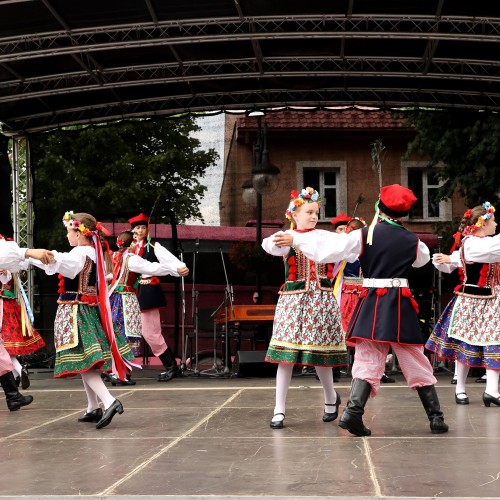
[62,211,110,237]
[463,201,495,235]
[285,187,321,228]
[450,202,496,251]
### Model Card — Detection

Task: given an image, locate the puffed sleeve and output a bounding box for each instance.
[463,234,500,263]
[432,251,461,273]
[128,242,186,277]
[32,247,90,278]
[0,239,28,272]
[291,229,362,264]
[0,270,12,284]
[262,231,290,257]
[412,240,431,268]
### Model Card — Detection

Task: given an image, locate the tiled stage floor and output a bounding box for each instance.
[0,366,498,500]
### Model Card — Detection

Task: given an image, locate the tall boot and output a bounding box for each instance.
[338,378,372,436]
[0,372,34,411]
[158,346,181,382]
[417,385,449,434]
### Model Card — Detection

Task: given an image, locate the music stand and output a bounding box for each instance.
[201,248,235,376]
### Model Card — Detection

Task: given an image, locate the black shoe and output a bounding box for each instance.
[6,393,33,411]
[158,366,181,382]
[78,408,103,423]
[451,378,458,385]
[381,373,396,383]
[323,393,341,422]
[476,376,487,383]
[111,375,136,386]
[338,411,371,436]
[483,392,500,407]
[101,372,113,383]
[270,412,285,429]
[96,399,124,429]
[455,392,469,405]
[21,365,30,390]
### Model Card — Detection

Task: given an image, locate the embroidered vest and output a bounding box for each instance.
[57,256,98,305]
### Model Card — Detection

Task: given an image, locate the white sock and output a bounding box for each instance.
[81,370,116,410]
[453,362,458,380]
[81,376,100,413]
[272,364,293,422]
[11,356,22,378]
[485,369,500,398]
[315,366,337,412]
[455,362,469,397]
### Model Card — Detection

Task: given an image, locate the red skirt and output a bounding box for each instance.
[1,298,46,355]
[340,280,363,348]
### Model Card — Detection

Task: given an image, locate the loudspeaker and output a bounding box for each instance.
[234,350,278,378]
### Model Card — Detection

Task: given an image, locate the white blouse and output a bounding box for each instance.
[0,239,29,272]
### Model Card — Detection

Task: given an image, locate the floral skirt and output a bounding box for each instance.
[53,304,134,378]
[110,291,142,357]
[425,296,500,369]
[266,288,348,367]
[1,298,46,355]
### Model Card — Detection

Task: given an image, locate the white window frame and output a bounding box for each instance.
[401,161,451,221]
[296,161,347,222]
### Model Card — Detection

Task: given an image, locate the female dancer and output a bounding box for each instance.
[32,212,134,429]
[262,187,349,429]
[0,270,46,389]
[108,230,189,385]
[426,202,500,406]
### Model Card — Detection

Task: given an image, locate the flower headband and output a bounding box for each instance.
[285,187,321,221]
[462,202,496,235]
[62,211,110,237]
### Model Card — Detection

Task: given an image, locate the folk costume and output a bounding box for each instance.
[290,184,448,436]
[31,212,131,429]
[109,238,190,384]
[0,236,35,410]
[426,202,500,406]
[263,187,348,429]
[0,270,45,388]
[129,213,186,382]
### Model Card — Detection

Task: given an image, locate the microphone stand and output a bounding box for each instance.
[220,247,234,374]
[179,246,188,373]
[191,239,200,375]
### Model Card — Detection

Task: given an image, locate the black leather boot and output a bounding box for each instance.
[417,385,449,434]
[0,372,34,411]
[338,378,372,436]
[158,347,181,382]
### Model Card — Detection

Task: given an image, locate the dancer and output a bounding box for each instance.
[108,230,189,385]
[262,187,349,429]
[0,269,46,389]
[0,234,48,410]
[129,213,188,382]
[31,212,133,429]
[273,184,448,435]
[330,213,351,234]
[426,203,500,406]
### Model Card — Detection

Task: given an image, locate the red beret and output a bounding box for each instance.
[330,213,351,228]
[128,213,149,228]
[379,184,417,217]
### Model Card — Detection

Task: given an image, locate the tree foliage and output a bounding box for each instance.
[404,110,500,207]
[30,118,218,248]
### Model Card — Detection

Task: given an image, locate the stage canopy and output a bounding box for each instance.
[0,1,499,133]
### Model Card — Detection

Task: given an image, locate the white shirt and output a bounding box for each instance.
[0,238,29,272]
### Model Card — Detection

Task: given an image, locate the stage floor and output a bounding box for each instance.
[0,366,498,500]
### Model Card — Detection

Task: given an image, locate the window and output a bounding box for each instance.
[296,161,347,220]
[402,161,451,221]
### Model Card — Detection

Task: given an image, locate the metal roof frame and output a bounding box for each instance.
[1,0,500,133]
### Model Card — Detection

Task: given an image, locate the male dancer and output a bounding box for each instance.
[129,213,189,382]
[272,185,448,436]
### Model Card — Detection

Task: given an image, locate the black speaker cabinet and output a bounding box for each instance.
[234,350,278,378]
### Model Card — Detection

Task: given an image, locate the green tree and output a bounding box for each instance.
[404,110,500,207]
[30,118,218,249]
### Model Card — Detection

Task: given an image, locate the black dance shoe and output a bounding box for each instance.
[78,408,103,423]
[96,399,124,429]
[21,365,30,390]
[323,394,341,422]
[483,392,500,407]
[381,373,396,383]
[476,376,487,383]
[270,413,285,429]
[111,375,136,386]
[455,392,469,405]
[450,377,458,385]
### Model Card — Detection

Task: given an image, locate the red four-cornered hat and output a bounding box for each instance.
[379,184,417,218]
[128,213,149,228]
[330,213,351,229]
